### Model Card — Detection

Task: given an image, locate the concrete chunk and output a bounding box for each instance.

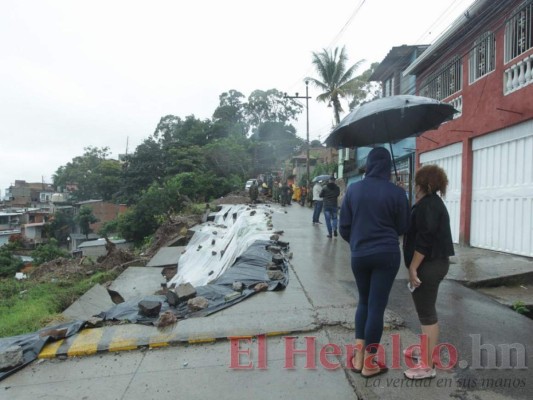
[176,282,197,302]
[267,270,285,281]
[272,254,284,265]
[138,300,162,317]
[0,345,23,371]
[188,296,209,311]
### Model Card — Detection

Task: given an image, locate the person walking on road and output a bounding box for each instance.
[249,181,259,204]
[312,180,323,224]
[280,181,291,207]
[339,147,410,378]
[402,165,454,380]
[320,176,340,238]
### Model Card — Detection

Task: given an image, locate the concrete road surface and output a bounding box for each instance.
[1,202,531,400]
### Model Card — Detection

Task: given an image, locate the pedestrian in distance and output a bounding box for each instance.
[272,181,280,203]
[320,176,340,238]
[249,181,259,204]
[339,147,410,378]
[300,185,308,206]
[312,180,323,224]
[402,165,454,380]
[280,181,291,207]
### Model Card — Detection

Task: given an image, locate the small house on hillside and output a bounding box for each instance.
[77,238,132,259]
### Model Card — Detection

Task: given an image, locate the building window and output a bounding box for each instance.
[384,76,394,97]
[469,31,495,83]
[504,1,533,63]
[419,55,462,100]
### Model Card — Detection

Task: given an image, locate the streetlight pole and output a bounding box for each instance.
[284,81,311,192]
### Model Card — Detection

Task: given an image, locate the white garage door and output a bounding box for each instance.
[471,121,533,257]
[420,142,463,244]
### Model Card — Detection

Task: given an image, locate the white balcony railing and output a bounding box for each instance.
[504,54,533,95]
[448,95,463,118]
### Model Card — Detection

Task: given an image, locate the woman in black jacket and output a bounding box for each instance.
[403,165,454,380]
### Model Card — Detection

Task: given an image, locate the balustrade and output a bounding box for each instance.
[504,54,533,94]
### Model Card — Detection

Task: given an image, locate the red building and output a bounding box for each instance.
[404,0,533,257]
[75,200,128,233]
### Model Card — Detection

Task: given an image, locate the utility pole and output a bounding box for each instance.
[284,81,311,191]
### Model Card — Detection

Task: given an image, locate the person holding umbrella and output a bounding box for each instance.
[402,165,454,380]
[339,147,410,378]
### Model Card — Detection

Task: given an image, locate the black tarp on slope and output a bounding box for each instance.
[0,320,86,382]
[98,239,290,322]
[0,239,290,381]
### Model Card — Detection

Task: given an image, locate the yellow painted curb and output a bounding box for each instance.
[108,339,138,352]
[149,342,170,349]
[188,337,217,344]
[265,331,291,337]
[38,339,64,359]
[67,328,104,356]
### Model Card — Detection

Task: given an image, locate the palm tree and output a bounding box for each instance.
[306,46,365,125]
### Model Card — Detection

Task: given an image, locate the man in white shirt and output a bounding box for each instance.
[312,180,323,224]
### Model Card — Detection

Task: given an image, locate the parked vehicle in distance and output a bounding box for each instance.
[245,179,258,191]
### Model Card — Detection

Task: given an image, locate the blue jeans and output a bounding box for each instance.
[351,252,400,352]
[323,205,338,235]
[312,200,323,223]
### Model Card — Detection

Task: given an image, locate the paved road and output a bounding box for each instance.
[1,202,531,400]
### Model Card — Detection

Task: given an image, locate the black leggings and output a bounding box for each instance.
[411,258,449,325]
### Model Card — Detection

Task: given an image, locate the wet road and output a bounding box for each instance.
[277,201,532,399]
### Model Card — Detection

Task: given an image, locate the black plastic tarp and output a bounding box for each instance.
[97,239,289,323]
[0,239,289,382]
[0,320,85,382]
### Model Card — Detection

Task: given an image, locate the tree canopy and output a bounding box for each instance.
[51,73,377,244]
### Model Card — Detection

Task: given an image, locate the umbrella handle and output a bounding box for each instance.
[389,143,399,183]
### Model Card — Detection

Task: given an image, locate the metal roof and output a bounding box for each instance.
[78,238,126,248]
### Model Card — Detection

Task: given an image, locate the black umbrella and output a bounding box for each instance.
[311,174,333,183]
[325,95,457,148]
[324,95,457,179]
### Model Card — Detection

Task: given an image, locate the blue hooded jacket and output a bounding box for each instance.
[339,147,410,257]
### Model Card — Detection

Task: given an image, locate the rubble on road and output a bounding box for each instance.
[96,204,291,324]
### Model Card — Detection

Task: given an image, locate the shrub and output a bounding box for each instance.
[0,247,24,278]
[31,239,70,266]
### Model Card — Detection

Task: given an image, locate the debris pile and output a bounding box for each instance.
[96,203,291,325]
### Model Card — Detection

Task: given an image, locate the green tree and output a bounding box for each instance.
[245,89,303,133]
[75,206,98,238]
[99,219,119,238]
[44,210,75,244]
[93,159,122,201]
[119,138,165,204]
[118,179,185,244]
[0,247,24,277]
[53,146,120,201]
[249,122,303,174]
[31,239,70,266]
[347,62,382,110]
[306,46,365,125]
[153,115,211,148]
[164,145,206,176]
[204,136,251,178]
[212,90,249,138]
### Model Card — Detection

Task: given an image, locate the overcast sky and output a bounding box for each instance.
[0,0,476,195]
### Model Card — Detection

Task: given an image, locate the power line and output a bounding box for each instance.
[327,0,366,50]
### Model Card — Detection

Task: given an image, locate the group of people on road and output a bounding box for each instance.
[311,147,453,381]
